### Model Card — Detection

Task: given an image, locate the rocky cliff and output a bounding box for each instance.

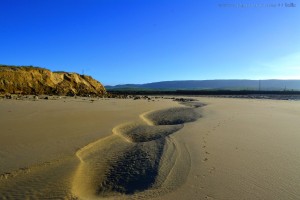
[0,65,106,96]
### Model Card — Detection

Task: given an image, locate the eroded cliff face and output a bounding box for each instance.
[0,65,106,96]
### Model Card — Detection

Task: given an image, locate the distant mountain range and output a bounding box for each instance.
[106,80,300,91]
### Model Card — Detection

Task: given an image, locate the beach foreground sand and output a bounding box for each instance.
[0,96,300,199]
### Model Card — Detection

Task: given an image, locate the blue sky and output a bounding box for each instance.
[0,0,299,85]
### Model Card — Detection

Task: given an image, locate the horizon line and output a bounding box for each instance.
[107,79,300,86]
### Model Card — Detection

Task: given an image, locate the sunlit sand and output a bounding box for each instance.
[1,96,300,199]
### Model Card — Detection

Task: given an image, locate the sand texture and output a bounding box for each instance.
[72,103,201,199]
[1,96,300,199]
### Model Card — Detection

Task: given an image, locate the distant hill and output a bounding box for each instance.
[0,65,106,96]
[106,80,300,91]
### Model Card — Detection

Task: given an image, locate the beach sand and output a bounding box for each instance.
[0,96,300,199]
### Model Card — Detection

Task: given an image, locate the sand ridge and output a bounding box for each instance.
[0,97,180,199]
[72,101,203,199]
[113,122,184,143]
[2,97,300,199]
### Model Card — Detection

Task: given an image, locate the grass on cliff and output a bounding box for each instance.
[0,64,48,71]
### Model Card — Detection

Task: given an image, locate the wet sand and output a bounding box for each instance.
[0,96,300,199]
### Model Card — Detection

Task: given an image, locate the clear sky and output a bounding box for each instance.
[0,0,299,85]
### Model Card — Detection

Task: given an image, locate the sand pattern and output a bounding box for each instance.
[72,102,202,199]
[2,97,300,199]
[0,156,78,199]
[0,99,203,199]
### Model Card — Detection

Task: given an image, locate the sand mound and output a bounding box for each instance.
[143,107,200,125]
[179,101,206,108]
[98,139,165,195]
[72,104,202,199]
[113,123,183,142]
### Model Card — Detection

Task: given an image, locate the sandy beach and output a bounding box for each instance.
[1,96,300,199]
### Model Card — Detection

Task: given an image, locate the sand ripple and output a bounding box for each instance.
[72,103,203,199]
[113,123,183,143]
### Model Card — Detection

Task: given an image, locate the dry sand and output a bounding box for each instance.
[0,96,300,199]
